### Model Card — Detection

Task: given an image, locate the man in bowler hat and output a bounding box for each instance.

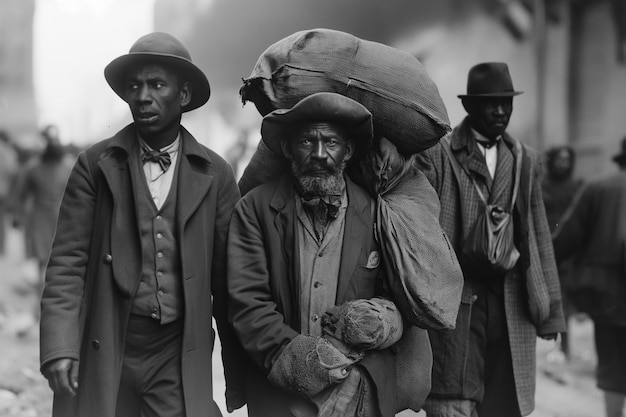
[553,137,626,417]
[39,32,245,417]
[415,62,566,416]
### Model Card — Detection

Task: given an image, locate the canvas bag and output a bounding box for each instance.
[441,136,523,273]
[239,28,450,156]
[358,138,463,330]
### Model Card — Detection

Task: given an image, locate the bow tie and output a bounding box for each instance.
[476,138,498,149]
[301,195,342,219]
[141,150,171,172]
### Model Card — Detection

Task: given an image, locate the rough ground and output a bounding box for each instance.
[0,227,606,417]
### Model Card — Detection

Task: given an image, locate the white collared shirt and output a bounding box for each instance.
[139,134,180,210]
[471,128,500,179]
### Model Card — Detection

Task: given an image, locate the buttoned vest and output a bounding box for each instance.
[130,148,183,323]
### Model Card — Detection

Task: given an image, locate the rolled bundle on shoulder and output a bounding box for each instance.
[240,28,450,155]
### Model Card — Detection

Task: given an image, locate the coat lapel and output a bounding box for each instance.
[336,177,372,302]
[270,175,299,326]
[98,125,142,297]
[450,119,492,191]
[176,127,214,231]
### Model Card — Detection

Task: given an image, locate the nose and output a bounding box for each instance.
[312,141,326,159]
[494,103,506,115]
[136,85,151,103]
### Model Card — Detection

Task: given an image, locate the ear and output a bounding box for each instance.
[179,82,192,108]
[280,139,293,160]
[343,138,355,162]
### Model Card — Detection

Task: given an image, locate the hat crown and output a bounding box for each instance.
[129,32,192,61]
[462,62,521,97]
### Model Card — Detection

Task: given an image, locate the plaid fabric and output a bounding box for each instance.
[414,118,566,416]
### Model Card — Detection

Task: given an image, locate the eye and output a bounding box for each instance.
[126,82,138,90]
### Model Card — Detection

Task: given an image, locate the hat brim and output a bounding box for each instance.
[458,91,523,98]
[261,93,373,156]
[104,53,210,112]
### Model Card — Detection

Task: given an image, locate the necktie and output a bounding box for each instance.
[142,150,171,172]
[301,195,342,219]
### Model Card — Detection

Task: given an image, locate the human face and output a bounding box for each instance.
[282,122,354,176]
[465,97,513,140]
[124,64,190,144]
[549,148,573,179]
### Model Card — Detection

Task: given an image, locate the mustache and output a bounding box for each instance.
[291,160,347,196]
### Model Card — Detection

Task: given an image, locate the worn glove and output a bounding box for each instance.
[322,298,403,351]
[268,334,362,398]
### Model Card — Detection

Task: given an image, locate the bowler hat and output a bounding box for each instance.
[261,92,373,155]
[613,136,626,164]
[458,62,523,98]
[104,32,210,112]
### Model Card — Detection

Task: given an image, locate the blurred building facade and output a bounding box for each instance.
[0,0,38,149]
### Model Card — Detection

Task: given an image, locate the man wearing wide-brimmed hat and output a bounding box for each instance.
[227,92,427,417]
[39,32,245,417]
[415,62,566,417]
[553,136,626,417]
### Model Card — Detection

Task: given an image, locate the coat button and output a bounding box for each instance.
[103,254,113,264]
[92,340,100,349]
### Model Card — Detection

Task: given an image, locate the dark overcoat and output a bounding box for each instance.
[226,174,431,417]
[39,124,245,417]
[414,118,566,416]
[553,171,626,326]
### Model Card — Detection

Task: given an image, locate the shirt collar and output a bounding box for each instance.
[138,133,181,155]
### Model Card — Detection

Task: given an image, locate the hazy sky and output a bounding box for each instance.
[33,0,156,145]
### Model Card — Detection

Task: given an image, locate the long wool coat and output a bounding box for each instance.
[414,118,566,416]
[39,124,245,417]
[226,174,432,417]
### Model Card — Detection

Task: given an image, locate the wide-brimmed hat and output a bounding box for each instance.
[104,32,210,112]
[613,137,626,164]
[458,62,523,98]
[261,92,373,155]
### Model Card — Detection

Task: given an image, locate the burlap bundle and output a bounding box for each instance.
[240,28,450,156]
[360,138,464,330]
[322,298,403,351]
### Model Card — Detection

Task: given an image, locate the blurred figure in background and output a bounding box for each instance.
[11,127,73,314]
[541,145,584,361]
[553,137,626,417]
[0,130,20,256]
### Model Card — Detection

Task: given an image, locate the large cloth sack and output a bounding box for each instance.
[240,28,450,156]
[361,138,464,330]
[238,139,288,196]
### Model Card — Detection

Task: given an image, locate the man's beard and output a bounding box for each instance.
[291,160,346,197]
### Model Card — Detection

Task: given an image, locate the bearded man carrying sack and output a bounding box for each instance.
[226,93,434,417]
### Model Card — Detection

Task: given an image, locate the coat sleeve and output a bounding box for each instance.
[528,156,567,335]
[226,197,300,374]
[40,152,96,369]
[208,162,248,409]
